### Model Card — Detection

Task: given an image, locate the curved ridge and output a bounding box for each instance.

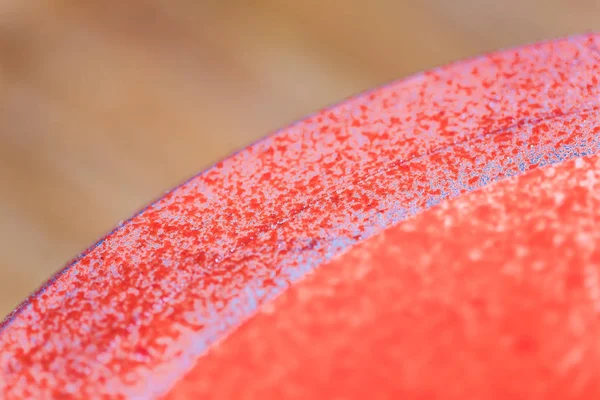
[1,34,600,399]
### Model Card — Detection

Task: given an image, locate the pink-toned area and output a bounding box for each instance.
[168,152,600,400]
[0,34,599,398]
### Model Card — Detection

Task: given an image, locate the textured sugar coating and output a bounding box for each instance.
[166,152,600,400]
[1,35,600,398]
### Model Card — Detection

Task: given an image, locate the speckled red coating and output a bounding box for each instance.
[169,152,600,400]
[1,34,600,399]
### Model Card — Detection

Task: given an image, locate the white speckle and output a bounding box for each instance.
[553,234,565,246]
[584,170,598,188]
[559,346,583,371]
[443,217,453,229]
[575,232,592,247]
[469,249,482,261]
[353,263,371,280]
[261,302,275,314]
[64,383,78,393]
[575,158,585,169]
[515,245,528,258]
[554,192,565,205]
[532,261,545,271]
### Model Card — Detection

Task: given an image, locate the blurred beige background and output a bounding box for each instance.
[0,1,598,317]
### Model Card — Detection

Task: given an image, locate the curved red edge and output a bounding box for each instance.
[0,33,590,330]
[1,34,600,398]
[173,151,600,399]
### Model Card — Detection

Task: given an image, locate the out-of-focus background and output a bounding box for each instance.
[0,1,598,317]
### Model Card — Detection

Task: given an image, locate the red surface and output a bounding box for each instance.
[167,151,600,400]
[1,34,600,398]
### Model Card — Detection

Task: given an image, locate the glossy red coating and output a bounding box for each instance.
[1,34,600,399]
